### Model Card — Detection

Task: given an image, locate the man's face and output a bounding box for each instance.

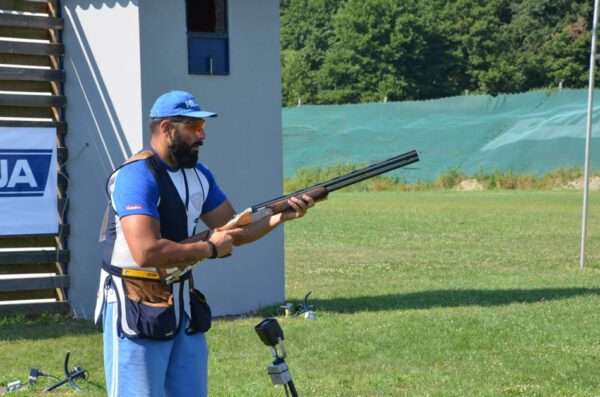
[168,118,206,168]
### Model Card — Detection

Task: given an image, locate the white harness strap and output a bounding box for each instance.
[94,269,110,325]
[98,205,110,242]
[112,277,138,337]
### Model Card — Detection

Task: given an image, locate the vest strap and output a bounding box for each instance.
[123,149,154,166]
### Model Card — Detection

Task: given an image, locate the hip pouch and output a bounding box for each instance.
[120,277,180,340]
[186,279,212,334]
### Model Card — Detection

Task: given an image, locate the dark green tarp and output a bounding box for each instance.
[283,89,600,182]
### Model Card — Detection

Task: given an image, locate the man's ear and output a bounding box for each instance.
[160,119,174,138]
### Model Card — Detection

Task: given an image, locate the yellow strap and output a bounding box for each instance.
[121,268,161,281]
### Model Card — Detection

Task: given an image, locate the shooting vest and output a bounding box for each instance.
[94,150,211,340]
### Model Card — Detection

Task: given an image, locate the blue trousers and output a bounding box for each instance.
[103,302,209,397]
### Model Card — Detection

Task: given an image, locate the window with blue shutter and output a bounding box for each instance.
[187,0,229,75]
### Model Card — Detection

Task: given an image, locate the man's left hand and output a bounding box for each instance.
[280,194,317,222]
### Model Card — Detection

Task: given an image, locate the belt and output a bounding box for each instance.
[102,264,161,282]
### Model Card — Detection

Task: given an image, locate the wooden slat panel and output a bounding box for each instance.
[0,80,53,92]
[0,106,53,118]
[47,0,58,18]
[58,197,68,213]
[57,141,67,152]
[0,301,69,316]
[58,171,67,187]
[0,225,69,242]
[0,275,69,292]
[0,237,56,249]
[0,50,60,69]
[0,263,55,275]
[57,146,67,161]
[0,26,50,41]
[0,290,53,300]
[58,224,69,237]
[0,249,69,264]
[0,235,68,250]
[0,53,54,67]
[0,0,50,14]
[0,93,65,107]
[8,79,59,95]
[0,40,63,56]
[0,66,65,81]
[0,119,66,135]
[0,14,63,30]
[0,1,69,318]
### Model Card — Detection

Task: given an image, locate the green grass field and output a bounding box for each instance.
[2,190,600,396]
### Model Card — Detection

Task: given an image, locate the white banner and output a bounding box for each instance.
[0,127,58,236]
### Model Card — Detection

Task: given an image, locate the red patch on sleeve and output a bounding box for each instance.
[126,205,144,210]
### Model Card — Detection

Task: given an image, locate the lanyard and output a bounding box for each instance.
[182,169,189,216]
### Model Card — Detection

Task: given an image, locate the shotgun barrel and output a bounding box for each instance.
[250,150,419,211]
[326,151,419,193]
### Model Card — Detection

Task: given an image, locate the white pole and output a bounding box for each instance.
[580,0,600,268]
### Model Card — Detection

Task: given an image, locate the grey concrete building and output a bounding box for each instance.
[62,0,284,318]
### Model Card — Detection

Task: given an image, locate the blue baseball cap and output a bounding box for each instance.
[149,90,217,119]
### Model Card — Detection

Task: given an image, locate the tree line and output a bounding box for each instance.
[280,0,595,106]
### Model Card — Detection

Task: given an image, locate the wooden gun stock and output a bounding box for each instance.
[267,186,328,214]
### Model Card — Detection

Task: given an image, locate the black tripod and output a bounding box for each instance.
[255,318,299,397]
[43,351,87,392]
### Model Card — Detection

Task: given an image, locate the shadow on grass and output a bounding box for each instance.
[306,287,600,314]
[0,314,99,341]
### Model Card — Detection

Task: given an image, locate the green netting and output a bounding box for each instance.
[282,89,600,182]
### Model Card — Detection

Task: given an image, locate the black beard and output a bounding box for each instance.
[168,129,202,168]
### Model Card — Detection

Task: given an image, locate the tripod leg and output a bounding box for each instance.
[43,378,68,392]
[287,380,298,397]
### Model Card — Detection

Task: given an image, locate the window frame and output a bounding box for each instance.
[186,0,230,76]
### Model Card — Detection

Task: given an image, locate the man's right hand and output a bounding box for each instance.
[207,228,244,258]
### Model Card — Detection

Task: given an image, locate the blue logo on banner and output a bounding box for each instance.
[0,149,52,197]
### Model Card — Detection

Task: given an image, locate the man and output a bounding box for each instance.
[94,90,314,396]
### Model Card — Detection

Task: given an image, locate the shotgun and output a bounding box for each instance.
[159,149,420,284]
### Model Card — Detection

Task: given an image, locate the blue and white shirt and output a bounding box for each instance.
[103,156,226,271]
